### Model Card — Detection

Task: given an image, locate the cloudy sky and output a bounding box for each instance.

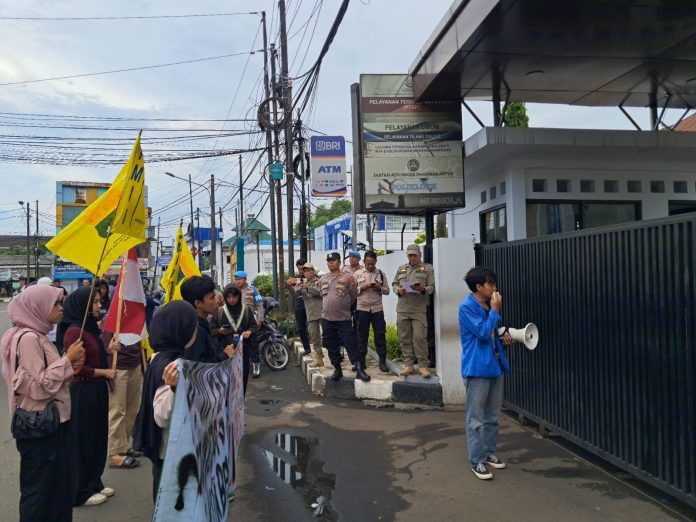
[0,0,687,242]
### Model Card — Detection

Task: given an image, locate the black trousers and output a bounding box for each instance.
[242,338,251,396]
[16,422,72,522]
[357,310,387,360]
[322,319,360,366]
[68,380,108,506]
[249,333,260,364]
[295,306,310,352]
[152,458,164,504]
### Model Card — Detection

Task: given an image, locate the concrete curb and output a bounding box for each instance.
[292,342,443,406]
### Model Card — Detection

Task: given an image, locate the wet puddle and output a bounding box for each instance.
[263,432,337,520]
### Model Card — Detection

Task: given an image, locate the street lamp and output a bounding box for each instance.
[17,201,30,280]
[164,172,219,286]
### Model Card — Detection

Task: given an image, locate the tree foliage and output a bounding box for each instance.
[295,199,352,236]
[504,101,529,127]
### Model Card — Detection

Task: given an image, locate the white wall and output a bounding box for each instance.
[453,127,696,242]
[432,238,475,405]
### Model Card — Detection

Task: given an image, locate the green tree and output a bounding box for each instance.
[504,101,529,127]
[294,199,352,236]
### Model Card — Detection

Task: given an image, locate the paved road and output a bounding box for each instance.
[0,302,691,521]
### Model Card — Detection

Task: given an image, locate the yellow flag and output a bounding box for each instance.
[46,134,147,276]
[161,224,201,303]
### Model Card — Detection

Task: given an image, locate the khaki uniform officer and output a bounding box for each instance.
[320,252,370,382]
[298,263,324,368]
[392,244,435,378]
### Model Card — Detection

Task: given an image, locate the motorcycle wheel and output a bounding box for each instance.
[262,341,289,371]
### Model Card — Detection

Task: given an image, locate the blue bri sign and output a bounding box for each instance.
[310,136,347,197]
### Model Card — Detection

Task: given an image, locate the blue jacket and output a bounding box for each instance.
[458,294,510,378]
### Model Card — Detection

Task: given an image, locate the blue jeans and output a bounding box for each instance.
[464,376,504,465]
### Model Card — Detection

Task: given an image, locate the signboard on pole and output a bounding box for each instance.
[310,136,347,197]
[355,74,464,212]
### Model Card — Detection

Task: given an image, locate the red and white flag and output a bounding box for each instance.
[104,248,147,345]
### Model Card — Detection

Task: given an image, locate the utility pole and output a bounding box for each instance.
[297,117,308,259]
[219,206,224,285]
[262,11,279,299]
[196,208,202,271]
[239,155,244,238]
[23,202,30,279]
[279,0,295,275]
[271,44,286,313]
[152,217,161,292]
[34,200,39,279]
[210,175,217,286]
[188,174,195,255]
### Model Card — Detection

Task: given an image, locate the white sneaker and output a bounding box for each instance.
[82,493,108,506]
[100,487,115,497]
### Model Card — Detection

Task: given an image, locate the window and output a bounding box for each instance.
[526,201,640,238]
[668,200,696,216]
[674,181,688,194]
[650,180,665,193]
[480,206,507,244]
[500,182,506,196]
[489,186,497,200]
[532,179,547,192]
[604,180,619,193]
[556,179,570,193]
[74,187,87,204]
[627,180,642,193]
[580,180,595,193]
[480,191,487,204]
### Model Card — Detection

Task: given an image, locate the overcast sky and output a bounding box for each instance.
[0,0,688,242]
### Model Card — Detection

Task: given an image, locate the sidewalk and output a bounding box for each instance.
[292,342,443,406]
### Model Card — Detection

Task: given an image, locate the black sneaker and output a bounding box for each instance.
[485,455,506,469]
[471,462,493,480]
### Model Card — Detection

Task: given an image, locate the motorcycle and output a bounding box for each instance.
[257,297,290,371]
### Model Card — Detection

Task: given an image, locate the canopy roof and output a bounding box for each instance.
[409,0,696,108]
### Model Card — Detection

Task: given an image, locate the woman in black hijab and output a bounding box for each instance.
[132,300,198,502]
[60,286,121,506]
[210,283,257,395]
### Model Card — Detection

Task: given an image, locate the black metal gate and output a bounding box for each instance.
[476,214,696,508]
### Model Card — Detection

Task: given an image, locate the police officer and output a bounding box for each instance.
[320,252,370,382]
[233,271,265,378]
[392,244,435,378]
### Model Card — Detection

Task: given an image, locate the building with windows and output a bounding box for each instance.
[450,127,696,244]
[54,180,151,291]
[315,212,423,253]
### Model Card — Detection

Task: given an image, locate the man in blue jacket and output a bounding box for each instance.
[459,266,512,480]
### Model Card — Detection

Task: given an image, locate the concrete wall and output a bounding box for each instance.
[432,238,475,405]
[452,127,696,242]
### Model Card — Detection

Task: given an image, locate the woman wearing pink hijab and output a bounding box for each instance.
[0,285,85,522]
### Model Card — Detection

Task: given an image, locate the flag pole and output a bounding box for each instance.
[78,228,115,340]
[77,130,142,341]
[111,253,127,370]
[166,221,184,304]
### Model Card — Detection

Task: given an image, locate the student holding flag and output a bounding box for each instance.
[102,249,148,470]
[42,134,148,506]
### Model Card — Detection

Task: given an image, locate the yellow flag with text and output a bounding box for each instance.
[46,134,147,276]
[160,224,201,303]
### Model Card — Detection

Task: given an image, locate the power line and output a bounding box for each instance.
[0,12,259,21]
[0,111,256,122]
[0,49,265,87]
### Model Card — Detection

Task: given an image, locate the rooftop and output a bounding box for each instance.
[410,0,696,108]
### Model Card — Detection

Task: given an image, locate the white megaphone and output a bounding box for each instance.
[497,323,539,350]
